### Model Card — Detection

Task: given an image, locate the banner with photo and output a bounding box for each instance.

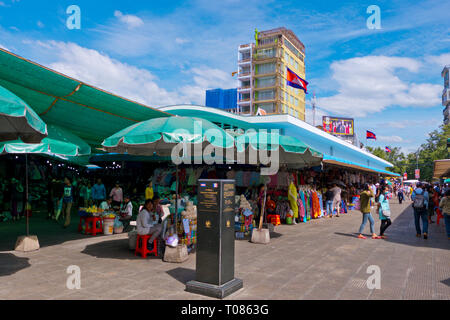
[322,116,355,137]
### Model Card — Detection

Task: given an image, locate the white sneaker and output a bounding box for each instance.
[293,219,298,225]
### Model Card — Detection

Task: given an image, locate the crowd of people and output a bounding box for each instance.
[356,181,450,240]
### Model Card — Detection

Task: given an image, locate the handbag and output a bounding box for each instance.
[382,209,391,218]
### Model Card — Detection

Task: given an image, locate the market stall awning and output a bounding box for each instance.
[323,155,400,176]
[0,124,91,157]
[433,159,450,179]
[0,48,170,147]
[0,84,47,143]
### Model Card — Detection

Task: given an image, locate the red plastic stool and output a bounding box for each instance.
[81,216,103,236]
[135,235,158,258]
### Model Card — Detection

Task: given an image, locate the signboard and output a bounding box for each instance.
[322,116,354,136]
[186,179,243,299]
[403,172,407,180]
[415,169,420,179]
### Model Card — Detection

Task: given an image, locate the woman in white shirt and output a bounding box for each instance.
[136,199,162,249]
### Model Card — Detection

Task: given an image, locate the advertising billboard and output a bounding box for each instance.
[322,116,354,136]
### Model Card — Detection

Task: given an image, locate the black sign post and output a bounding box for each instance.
[186,179,243,299]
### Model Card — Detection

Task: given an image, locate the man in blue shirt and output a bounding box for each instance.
[411,182,430,239]
[91,178,106,206]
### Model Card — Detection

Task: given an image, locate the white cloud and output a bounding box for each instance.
[37,21,44,28]
[0,43,9,51]
[378,135,404,143]
[31,41,234,107]
[426,53,450,68]
[317,56,442,117]
[114,10,144,29]
[175,38,190,44]
[377,118,441,129]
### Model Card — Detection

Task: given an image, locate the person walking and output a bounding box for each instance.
[145,180,154,200]
[378,185,392,239]
[397,186,404,204]
[411,182,429,239]
[325,186,334,218]
[426,186,436,224]
[439,189,450,240]
[357,184,380,239]
[330,183,341,217]
[62,177,74,228]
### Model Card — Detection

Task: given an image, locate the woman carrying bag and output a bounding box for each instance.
[378,185,392,239]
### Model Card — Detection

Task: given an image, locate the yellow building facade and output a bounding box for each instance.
[238,27,306,120]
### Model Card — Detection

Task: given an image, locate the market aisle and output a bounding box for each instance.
[0,200,449,300]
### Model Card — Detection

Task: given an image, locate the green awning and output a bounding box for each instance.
[235,131,323,168]
[0,84,47,143]
[103,116,235,156]
[0,124,91,157]
[0,48,170,147]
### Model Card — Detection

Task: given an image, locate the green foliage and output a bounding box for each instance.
[366,124,450,181]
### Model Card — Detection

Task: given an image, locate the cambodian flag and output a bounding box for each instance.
[385,146,392,153]
[366,130,376,140]
[286,67,308,93]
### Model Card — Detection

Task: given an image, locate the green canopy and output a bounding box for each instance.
[0,124,91,157]
[0,48,169,147]
[0,84,47,143]
[235,131,323,168]
[445,178,450,183]
[102,116,234,156]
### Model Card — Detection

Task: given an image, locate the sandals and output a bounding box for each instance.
[357,234,366,239]
[372,235,381,239]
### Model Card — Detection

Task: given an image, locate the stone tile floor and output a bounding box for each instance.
[0,200,449,300]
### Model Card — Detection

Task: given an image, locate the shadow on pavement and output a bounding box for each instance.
[80,238,159,260]
[0,253,31,277]
[442,278,450,287]
[384,203,450,250]
[335,232,359,238]
[0,212,109,252]
[166,267,196,285]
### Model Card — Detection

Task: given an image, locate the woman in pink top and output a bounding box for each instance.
[110,182,123,208]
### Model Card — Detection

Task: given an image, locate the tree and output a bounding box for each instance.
[366,124,450,181]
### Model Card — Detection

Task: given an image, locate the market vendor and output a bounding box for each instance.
[119,195,133,230]
[100,197,113,211]
[266,194,276,216]
[136,199,162,250]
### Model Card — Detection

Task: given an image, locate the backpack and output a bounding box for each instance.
[412,191,425,210]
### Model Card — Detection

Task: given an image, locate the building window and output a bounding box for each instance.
[256,62,276,75]
[256,76,276,88]
[295,98,299,106]
[258,90,275,100]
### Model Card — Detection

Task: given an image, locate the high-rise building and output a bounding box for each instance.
[442,65,450,125]
[237,27,306,120]
[205,88,238,113]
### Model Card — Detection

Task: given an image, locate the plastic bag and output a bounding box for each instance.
[114,216,123,228]
[166,234,179,247]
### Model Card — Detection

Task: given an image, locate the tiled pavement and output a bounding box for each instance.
[0,200,449,300]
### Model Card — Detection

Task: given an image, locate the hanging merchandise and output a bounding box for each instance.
[288,180,298,220]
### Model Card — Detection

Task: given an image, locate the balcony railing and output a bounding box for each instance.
[238,72,252,78]
[238,58,251,64]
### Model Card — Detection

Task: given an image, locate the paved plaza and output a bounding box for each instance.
[0,200,449,300]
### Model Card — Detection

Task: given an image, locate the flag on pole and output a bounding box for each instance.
[366,130,377,140]
[385,146,392,153]
[286,67,308,93]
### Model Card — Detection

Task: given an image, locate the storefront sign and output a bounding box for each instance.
[415,169,420,179]
[403,172,407,180]
[186,179,243,299]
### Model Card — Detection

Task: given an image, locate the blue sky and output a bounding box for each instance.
[0,0,448,154]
